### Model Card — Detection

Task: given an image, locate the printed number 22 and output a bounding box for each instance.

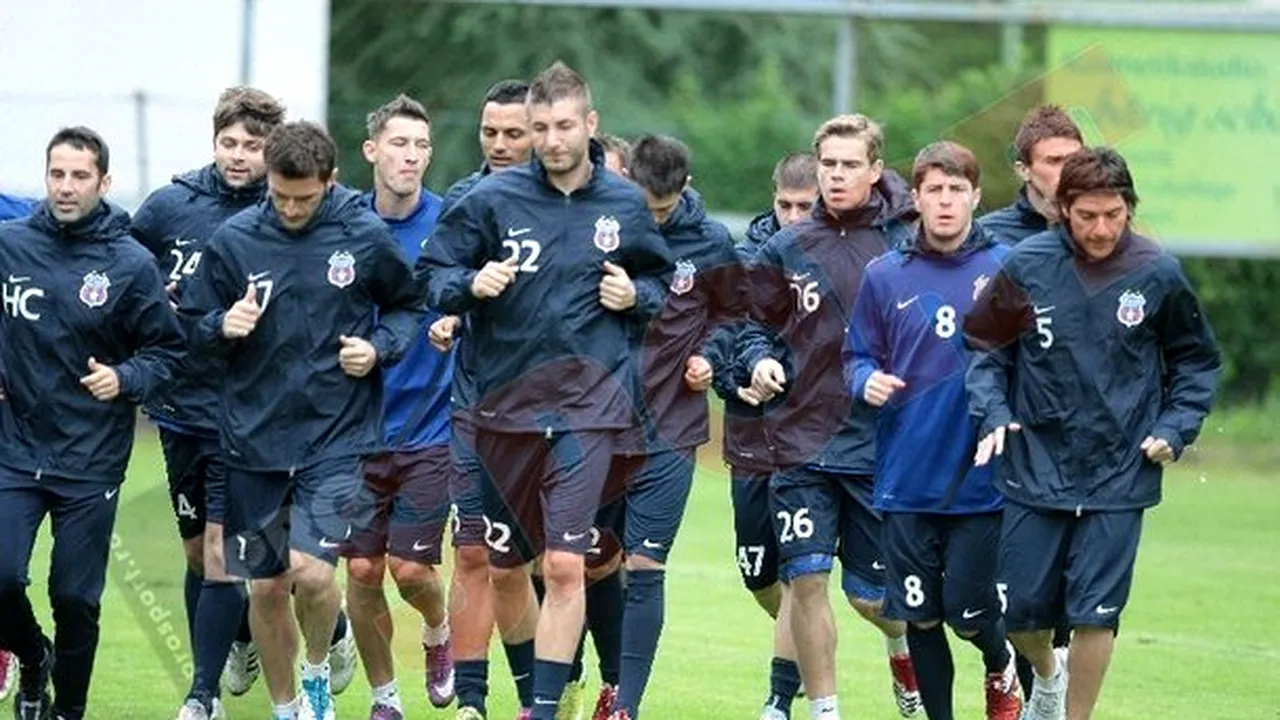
[502,239,542,272]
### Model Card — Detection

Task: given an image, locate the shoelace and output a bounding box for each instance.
[302,676,330,717]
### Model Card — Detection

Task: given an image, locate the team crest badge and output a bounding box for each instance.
[1116,290,1146,327]
[593,215,621,252]
[327,250,356,288]
[670,259,696,295]
[973,273,990,302]
[79,271,110,308]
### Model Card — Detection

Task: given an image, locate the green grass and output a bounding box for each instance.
[9,429,1280,719]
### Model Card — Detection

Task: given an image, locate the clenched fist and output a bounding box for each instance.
[222,282,262,338]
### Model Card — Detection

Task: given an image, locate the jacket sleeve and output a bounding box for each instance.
[963,265,1031,435]
[130,192,169,259]
[844,271,885,404]
[177,231,239,356]
[115,259,186,403]
[1149,263,1222,458]
[617,203,675,322]
[366,228,428,367]
[416,192,488,316]
[736,238,793,376]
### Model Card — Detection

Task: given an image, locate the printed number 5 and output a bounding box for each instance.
[1035,316,1054,349]
[996,582,1009,614]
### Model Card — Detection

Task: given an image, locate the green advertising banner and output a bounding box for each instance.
[1046,27,1280,255]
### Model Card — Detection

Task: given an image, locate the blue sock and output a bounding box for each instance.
[455,659,488,714]
[330,607,348,646]
[766,657,801,716]
[569,624,586,683]
[235,604,253,643]
[183,568,202,644]
[617,569,665,718]
[587,569,624,686]
[190,581,246,705]
[906,623,955,720]
[529,659,573,720]
[503,639,536,708]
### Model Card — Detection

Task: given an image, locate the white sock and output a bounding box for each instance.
[372,680,403,710]
[885,632,909,657]
[423,619,451,647]
[300,659,330,681]
[272,700,296,719]
[811,695,839,719]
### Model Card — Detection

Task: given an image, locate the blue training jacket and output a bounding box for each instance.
[845,224,1007,513]
[367,190,453,450]
[0,193,37,221]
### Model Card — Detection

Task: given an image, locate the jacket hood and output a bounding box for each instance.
[174,163,265,204]
[261,183,368,236]
[663,187,708,232]
[29,199,133,242]
[812,168,919,232]
[744,209,780,247]
[902,221,997,263]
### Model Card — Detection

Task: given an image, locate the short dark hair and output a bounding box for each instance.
[1055,147,1139,211]
[598,133,633,172]
[366,94,430,139]
[1013,104,1084,165]
[213,86,286,139]
[629,134,689,197]
[911,141,980,189]
[528,61,592,108]
[772,152,817,192]
[264,121,337,181]
[46,126,109,176]
[484,79,530,107]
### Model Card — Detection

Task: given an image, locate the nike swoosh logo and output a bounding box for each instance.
[175,239,196,247]
[563,531,587,542]
[642,539,664,550]
[248,271,271,282]
[318,538,342,549]
[412,539,433,552]
[104,488,119,500]
[7,275,30,284]
[896,296,919,310]
[1095,604,1119,615]
[871,560,886,571]
[962,608,985,619]
[533,698,558,706]
[507,227,532,238]
[1033,304,1055,314]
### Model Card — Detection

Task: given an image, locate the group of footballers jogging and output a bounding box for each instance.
[0,58,1219,720]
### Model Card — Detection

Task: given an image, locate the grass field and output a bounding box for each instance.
[7,422,1280,719]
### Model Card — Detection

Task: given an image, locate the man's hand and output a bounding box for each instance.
[80,357,120,401]
[736,385,767,406]
[974,422,1022,466]
[599,261,637,311]
[429,315,461,352]
[470,256,519,299]
[684,355,713,392]
[222,282,261,338]
[863,370,906,407]
[749,358,787,402]
[1141,436,1175,464]
[339,335,378,378]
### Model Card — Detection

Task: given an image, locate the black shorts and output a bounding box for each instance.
[616,447,696,565]
[770,467,886,600]
[342,447,453,565]
[475,429,615,569]
[999,502,1144,632]
[881,511,1002,631]
[222,455,371,579]
[159,428,226,540]
[730,468,779,592]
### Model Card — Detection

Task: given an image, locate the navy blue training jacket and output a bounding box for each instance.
[977,188,1048,246]
[0,201,184,482]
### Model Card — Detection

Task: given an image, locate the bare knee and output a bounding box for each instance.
[847,594,883,621]
[490,563,532,596]
[289,555,337,597]
[584,551,622,582]
[454,545,490,578]
[346,556,387,590]
[790,572,829,605]
[389,556,438,591]
[251,576,292,605]
[541,551,585,593]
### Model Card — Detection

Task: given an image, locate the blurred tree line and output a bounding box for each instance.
[327,2,1277,405]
